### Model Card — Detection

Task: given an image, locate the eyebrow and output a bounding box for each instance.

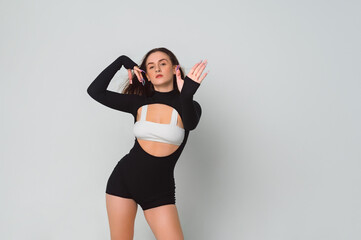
[147,58,168,66]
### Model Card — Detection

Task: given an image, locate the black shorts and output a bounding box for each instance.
[106,139,183,211]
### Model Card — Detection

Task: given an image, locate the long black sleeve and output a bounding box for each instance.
[180,76,202,131]
[87,55,142,114]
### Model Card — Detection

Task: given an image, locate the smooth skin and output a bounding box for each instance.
[106,51,209,239]
[106,194,138,240]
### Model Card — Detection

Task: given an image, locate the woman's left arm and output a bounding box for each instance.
[177,59,208,131]
[179,76,202,131]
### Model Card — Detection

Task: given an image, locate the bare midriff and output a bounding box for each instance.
[136,104,184,157]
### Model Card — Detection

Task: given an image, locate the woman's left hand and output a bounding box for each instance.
[176,59,209,92]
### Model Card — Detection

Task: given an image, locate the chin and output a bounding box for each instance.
[153,78,171,85]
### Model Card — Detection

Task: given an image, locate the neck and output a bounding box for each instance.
[153,84,174,93]
[152,86,178,97]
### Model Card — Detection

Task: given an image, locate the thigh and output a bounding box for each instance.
[143,204,184,240]
[106,193,138,240]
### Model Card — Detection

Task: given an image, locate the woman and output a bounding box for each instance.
[87,47,208,240]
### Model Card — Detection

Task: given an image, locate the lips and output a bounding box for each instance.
[156,74,163,78]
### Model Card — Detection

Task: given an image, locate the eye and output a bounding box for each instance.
[149,66,154,69]
[161,63,166,65]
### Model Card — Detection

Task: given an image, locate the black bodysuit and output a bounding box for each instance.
[87,55,202,211]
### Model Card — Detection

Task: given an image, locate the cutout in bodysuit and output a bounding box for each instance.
[134,104,185,157]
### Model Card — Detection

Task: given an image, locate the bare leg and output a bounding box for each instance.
[143,204,184,240]
[106,193,138,240]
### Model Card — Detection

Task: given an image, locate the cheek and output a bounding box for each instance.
[165,66,173,73]
[147,70,154,77]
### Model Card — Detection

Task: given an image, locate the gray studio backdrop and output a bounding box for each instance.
[1,0,360,239]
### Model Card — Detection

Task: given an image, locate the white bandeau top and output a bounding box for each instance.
[133,105,185,146]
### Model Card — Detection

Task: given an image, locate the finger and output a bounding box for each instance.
[133,66,139,72]
[194,59,207,78]
[189,60,202,75]
[198,60,208,78]
[128,69,132,81]
[134,66,145,74]
[177,65,183,81]
[133,69,141,82]
[139,72,144,83]
[136,72,142,82]
[137,68,146,75]
[128,72,133,84]
[175,65,180,80]
[199,70,209,83]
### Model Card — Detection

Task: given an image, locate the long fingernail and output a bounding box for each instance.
[176,65,179,71]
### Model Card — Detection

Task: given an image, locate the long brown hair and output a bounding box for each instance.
[121,47,185,96]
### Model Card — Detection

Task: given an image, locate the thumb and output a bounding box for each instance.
[128,69,133,83]
[176,65,182,81]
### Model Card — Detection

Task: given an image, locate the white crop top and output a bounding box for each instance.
[133,105,185,146]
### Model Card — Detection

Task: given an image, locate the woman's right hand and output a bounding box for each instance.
[128,66,145,85]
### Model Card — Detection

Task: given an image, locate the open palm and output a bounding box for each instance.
[176,59,208,92]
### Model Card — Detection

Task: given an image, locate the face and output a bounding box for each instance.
[145,51,176,87]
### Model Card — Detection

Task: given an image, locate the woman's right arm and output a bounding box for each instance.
[87,55,142,114]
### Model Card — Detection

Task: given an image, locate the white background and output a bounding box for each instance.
[1,0,360,239]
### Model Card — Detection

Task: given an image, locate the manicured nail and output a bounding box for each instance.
[176,65,179,71]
